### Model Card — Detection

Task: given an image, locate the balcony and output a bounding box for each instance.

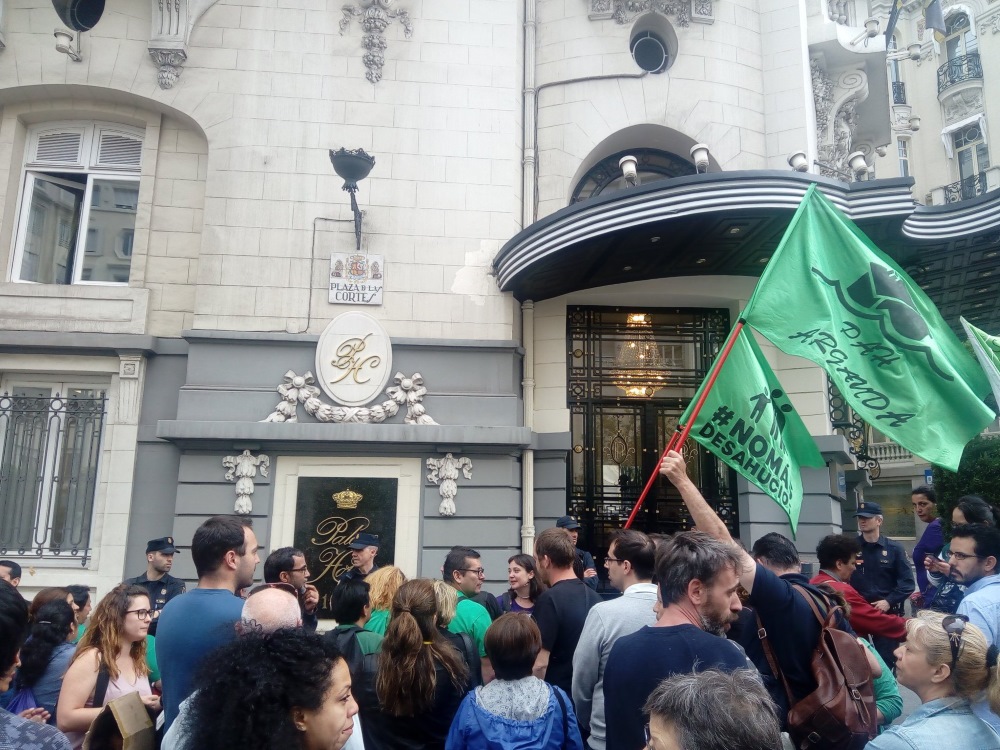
[931,167,1000,205]
[892,81,906,105]
[938,53,983,95]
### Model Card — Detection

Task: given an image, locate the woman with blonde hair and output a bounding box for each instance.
[57,584,160,749]
[363,565,406,636]
[359,578,470,749]
[432,580,482,688]
[866,610,1000,749]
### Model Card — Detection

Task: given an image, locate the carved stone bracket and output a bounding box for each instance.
[588,0,711,26]
[427,453,472,516]
[942,87,984,125]
[115,354,145,425]
[340,0,413,84]
[980,12,1000,36]
[812,56,869,179]
[147,0,220,89]
[223,449,269,515]
[261,370,438,425]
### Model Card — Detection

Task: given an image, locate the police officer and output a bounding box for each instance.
[556,515,598,590]
[337,532,380,584]
[125,537,186,636]
[849,501,914,668]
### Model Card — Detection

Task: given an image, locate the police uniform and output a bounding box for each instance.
[337,563,380,585]
[336,531,380,585]
[126,536,186,637]
[849,501,914,668]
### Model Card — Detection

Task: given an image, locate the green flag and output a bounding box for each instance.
[682,326,824,532]
[743,185,994,471]
[961,317,1000,409]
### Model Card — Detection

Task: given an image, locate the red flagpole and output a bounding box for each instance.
[623,321,746,529]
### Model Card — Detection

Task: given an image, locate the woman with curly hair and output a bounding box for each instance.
[359,578,470,750]
[362,565,406,636]
[499,554,544,615]
[12,599,77,724]
[56,584,160,749]
[184,628,358,750]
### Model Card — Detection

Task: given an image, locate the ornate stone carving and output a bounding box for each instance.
[340,0,413,84]
[147,0,220,89]
[223,450,269,515]
[427,453,472,516]
[116,354,144,425]
[943,88,984,124]
[610,0,690,26]
[980,13,1000,35]
[812,58,869,179]
[828,0,849,24]
[589,0,613,18]
[261,370,438,425]
[148,49,187,89]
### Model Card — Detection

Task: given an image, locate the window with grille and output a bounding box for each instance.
[0,381,108,564]
[11,122,143,286]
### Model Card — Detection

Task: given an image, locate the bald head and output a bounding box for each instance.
[239,588,302,634]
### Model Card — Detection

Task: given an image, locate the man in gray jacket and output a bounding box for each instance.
[572,529,658,749]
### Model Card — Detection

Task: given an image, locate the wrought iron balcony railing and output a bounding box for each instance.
[937,53,982,94]
[892,81,906,105]
[943,172,988,203]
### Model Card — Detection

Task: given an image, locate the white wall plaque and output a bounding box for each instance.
[315,312,393,406]
[330,253,384,306]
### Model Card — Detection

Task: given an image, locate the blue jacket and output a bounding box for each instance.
[445,685,584,750]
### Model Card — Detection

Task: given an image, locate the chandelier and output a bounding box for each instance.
[612,313,669,398]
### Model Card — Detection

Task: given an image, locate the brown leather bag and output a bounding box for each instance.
[759,585,877,750]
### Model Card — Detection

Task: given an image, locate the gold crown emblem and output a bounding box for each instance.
[332,489,363,509]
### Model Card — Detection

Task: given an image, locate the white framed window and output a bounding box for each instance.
[897,138,910,177]
[10,122,143,286]
[945,13,977,60]
[953,122,990,181]
[0,378,108,563]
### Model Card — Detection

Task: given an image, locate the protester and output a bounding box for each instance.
[926,496,999,613]
[65,586,91,641]
[329,579,383,659]
[156,515,260,731]
[910,486,944,608]
[443,546,494,682]
[850,501,915,668]
[555,516,598,589]
[0,579,71,749]
[432,580,482,687]
[643,669,782,750]
[184,629,358,750]
[659,451,851,725]
[601,530,748,750]
[362,578,470,749]
[363,565,407,636]
[264,547,321,631]
[865,611,1000,749]
[446,613,584,750]
[57,584,160,749]
[162,585,305,750]
[0,560,21,587]
[339,532,381,584]
[125,536,186,637]
[499,554,543,615]
[532,528,602,697]
[29,588,78,624]
[12,600,77,724]
[572,529,657,750]
[811,534,907,641]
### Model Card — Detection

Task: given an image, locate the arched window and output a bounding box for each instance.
[571,149,696,203]
[945,13,977,60]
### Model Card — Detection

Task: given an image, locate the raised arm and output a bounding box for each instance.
[659,450,758,592]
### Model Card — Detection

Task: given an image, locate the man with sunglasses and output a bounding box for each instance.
[949,523,1000,734]
[263,547,320,631]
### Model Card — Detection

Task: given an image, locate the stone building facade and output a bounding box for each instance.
[0,0,995,600]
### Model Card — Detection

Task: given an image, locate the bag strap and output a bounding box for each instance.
[755,612,795,707]
[93,661,111,708]
[791,584,836,628]
[553,685,569,750]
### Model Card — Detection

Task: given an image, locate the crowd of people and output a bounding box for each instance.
[2,452,1000,749]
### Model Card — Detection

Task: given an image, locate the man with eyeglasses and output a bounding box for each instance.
[125,537,186,637]
[263,547,320,631]
[572,529,657,750]
[443,545,495,683]
[949,522,1000,734]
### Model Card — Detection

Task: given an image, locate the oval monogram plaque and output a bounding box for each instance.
[315,312,393,406]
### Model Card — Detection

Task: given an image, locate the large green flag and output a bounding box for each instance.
[681,326,824,532]
[743,185,994,471]
[961,317,1000,409]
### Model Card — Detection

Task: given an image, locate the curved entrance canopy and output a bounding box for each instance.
[494,171,1000,332]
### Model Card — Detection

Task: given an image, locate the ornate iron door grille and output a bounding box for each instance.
[566,306,737,578]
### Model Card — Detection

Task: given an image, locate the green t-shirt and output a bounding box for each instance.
[447,592,490,657]
[364,608,390,636]
[337,624,383,655]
